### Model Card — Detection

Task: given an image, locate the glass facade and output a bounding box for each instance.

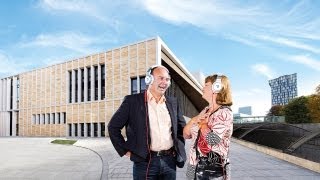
[269,73,297,105]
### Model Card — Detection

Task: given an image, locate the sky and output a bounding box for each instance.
[0,0,319,115]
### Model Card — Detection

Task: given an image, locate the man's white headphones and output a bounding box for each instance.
[212,75,223,93]
[145,65,170,86]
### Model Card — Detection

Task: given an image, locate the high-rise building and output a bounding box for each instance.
[269,73,297,106]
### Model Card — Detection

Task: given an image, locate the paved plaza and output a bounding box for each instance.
[0,137,319,180]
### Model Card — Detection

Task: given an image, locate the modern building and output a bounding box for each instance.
[269,73,297,106]
[0,37,206,137]
[238,106,252,115]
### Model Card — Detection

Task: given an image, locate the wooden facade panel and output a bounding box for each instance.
[72,104,78,123]
[67,61,72,70]
[91,102,98,122]
[99,102,105,122]
[50,67,55,106]
[67,106,72,124]
[147,40,157,67]
[61,64,66,105]
[56,65,61,105]
[79,104,84,123]
[129,45,137,76]
[92,54,98,65]
[79,58,85,68]
[113,49,121,98]
[40,69,45,106]
[106,51,113,100]
[106,101,113,123]
[85,56,91,67]
[138,42,146,75]
[121,47,130,96]
[31,71,36,108]
[99,53,105,64]
[85,103,91,123]
[60,125,66,137]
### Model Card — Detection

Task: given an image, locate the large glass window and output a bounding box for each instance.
[101,64,105,100]
[94,66,98,100]
[75,69,78,102]
[68,71,72,103]
[87,67,91,101]
[17,78,20,102]
[81,69,84,102]
[131,76,147,94]
[131,78,138,94]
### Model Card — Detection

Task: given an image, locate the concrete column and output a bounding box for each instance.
[0,113,3,136]
[12,77,17,110]
[98,123,101,137]
[40,114,44,124]
[2,79,7,111]
[84,68,88,102]
[78,69,81,103]
[72,70,76,103]
[71,124,75,137]
[66,71,70,103]
[45,113,49,124]
[12,111,17,136]
[90,123,94,137]
[91,66,94,101]
[78,123,81,137]
[55,113,59,124]
[98,65,101,100]
[6,78,10,111]
[6,112,10,136]
[84,123,88,137]
[0,80,3,111]
[61,113,65,124]
[50,113,54,124]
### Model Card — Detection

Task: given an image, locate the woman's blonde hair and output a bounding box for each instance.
[205,74,233,106]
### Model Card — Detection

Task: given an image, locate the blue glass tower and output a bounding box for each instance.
[269,73,297,105]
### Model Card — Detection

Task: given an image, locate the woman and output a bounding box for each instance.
[184,74,233,180]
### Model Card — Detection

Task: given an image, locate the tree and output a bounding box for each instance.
[316,84,320,95]
[306,95,320,123]
[267,105,284,116]
[283,96,311,124]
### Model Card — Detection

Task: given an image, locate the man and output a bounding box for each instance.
[108,65,186,179]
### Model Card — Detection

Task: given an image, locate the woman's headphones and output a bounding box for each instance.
[212,75,223,93]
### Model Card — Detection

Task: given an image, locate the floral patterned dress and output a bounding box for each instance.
[186,106,233,180]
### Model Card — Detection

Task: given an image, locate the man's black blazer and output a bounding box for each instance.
[108,92,187,168]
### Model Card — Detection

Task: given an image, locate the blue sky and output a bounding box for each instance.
[1,0,319,115]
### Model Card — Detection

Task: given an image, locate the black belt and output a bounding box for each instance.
[150,147,175,156]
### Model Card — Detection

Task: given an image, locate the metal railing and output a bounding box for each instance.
[233,115,285,124]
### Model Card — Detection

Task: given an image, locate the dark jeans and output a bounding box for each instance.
[133,155,176,180]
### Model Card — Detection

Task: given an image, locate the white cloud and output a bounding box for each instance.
[256,35,320,54]
[141,0,262,28]
[18,31,117,54]
[251,64,275,79]
[285,54,320,72]
[0,52,31,78]
[139,0,320,71]
[224,34,259,47]
[38,0,106,21]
